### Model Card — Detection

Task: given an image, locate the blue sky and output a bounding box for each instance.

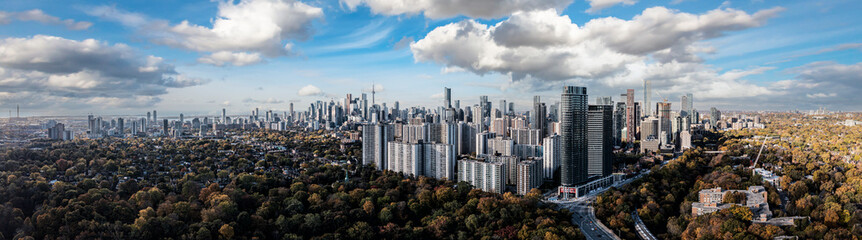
[0,0,860,117]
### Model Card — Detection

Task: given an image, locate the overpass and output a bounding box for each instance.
[632,211,658,240]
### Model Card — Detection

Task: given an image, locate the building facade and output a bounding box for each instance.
[560,86,589,186]
[588,105,614,178]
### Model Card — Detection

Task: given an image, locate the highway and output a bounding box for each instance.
[558,200,620,240]
[546,171,650,240]
[545,160,667,239]
[632,211,659,240]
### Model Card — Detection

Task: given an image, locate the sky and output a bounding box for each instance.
[0,0,860,117]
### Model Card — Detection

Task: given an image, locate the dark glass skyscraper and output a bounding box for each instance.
[531,96,546,137]
[588,105,613,178]
[444,87,451,108]
[560,86,588,186]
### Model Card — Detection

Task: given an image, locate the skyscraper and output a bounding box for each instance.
[644,80,652,117]
[163,119,169,135]
[614,102,626,145]
[345,93,352,115]
[542,134,560,181]
[479,95,490,119]
[587,105,613,178]
[625,89,636,144]
[710,107,721,128]
[117,118,125,136]
[289,103,295,121]
[560,86,588,187]
[361,93,368,120]
[153,110,157,126]
[657,102,672,144]
[680,93,693,117]
[531,96,547,137]
[222,108,226,124]
[444,87,451,108]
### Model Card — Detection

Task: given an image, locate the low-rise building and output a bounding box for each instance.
[692,186,772,221]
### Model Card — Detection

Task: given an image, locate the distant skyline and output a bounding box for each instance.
[1,0,860,117]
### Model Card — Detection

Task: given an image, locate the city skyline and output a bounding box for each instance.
[1,0,861,117]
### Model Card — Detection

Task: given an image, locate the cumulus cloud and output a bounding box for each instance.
[636,62,776,99]
[198,51,264,66]
[586,0,637,13]
[784,62,862,101]
[87,0,323,66]
[411,6,785,100]
[413,7,783,79]
[586,7,783,57]
[298,85,324,96]
[341,0,572,19]
[0,9,92,30]
[0,35,205,109]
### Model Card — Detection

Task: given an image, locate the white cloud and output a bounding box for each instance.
[583,7,783,58]
[198,51,264,66]
[716,61,862,109]
[0,35,205,109]
[586,0,637,13]
[413,6,782,83]
[341,0,572,19]
[84,6,148,27]
[0,9,92,30]
[363,83,385,92]
[781,62,862,103]
[806,93,837,98]
[410,6,792,105]
[87,0,324,66]
[298,84,324,96]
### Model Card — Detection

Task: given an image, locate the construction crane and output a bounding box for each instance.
[654,89,669,103]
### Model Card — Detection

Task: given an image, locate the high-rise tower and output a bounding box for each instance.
[680,93,693,117]
[588,105,613,178]
[625,89,635,144]
[444,87,451,108]
[657,102,672,144]
[560,86,588,187]
[644,80,652,117]
[531,96,546,137]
